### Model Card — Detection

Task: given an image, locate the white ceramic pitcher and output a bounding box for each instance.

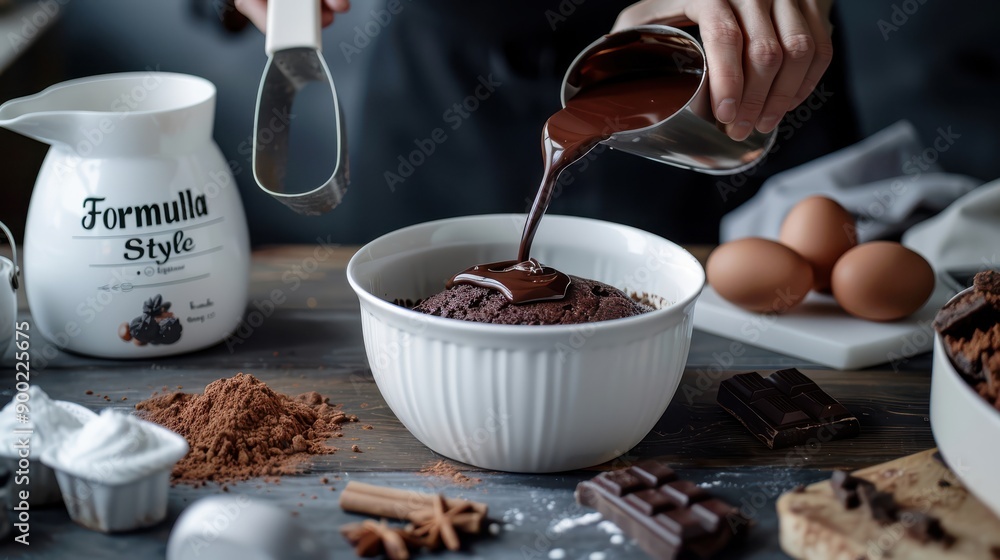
[0,72,250,358]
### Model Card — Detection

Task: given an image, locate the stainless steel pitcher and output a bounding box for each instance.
[561,25,776,176]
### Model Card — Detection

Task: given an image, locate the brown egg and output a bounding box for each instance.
[707,238,814,314]
[779,196,856,292]
[831,242,935,322]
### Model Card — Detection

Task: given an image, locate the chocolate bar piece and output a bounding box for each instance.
[933,290,994,338]
[830,469,903,524]
[575,461,747,559]
[717,369,860,449]
[902,511,953,545]
[857,483,898,524]
[974,270,1000,297]
[827,470,954,545]
[933,272,1000,384]
[829,470,871,509]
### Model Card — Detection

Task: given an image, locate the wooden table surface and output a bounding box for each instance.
[0,245,938,559]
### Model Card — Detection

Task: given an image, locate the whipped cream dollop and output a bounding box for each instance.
[0,386,90,457]
[47,409,187,484]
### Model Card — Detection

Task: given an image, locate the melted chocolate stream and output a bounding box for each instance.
[517,72,701,263]
[450,34,702,304]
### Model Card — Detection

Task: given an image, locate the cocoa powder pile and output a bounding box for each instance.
[136,373,356,483]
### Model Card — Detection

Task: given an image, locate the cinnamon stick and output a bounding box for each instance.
[408,510,482,534]
[339,481,488,526]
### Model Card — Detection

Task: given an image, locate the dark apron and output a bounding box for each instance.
[315,2,858,245]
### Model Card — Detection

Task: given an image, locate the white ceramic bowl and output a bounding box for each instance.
[347,214,705,472]
[930,295,1000,517]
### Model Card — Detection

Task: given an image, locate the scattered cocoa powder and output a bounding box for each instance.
[136,372,355,483]
[419,460,482,487]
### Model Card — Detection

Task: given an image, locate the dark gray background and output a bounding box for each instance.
[1,0,998,246]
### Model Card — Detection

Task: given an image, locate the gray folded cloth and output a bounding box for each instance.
[903,178,1000,275]
[720,121,981,243]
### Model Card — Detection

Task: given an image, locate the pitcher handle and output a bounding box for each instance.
[0,220,19,291]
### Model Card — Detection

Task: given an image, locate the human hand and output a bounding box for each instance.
[613,0,834,141]
[235,0,350,31]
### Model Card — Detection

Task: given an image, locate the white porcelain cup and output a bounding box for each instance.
[0,221,18,358]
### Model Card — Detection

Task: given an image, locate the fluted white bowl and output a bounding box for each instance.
[346,214,705,472]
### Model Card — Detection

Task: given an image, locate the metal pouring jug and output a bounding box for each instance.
[0,72,251,358]
[561,25,777,175]
[0,221,18,358]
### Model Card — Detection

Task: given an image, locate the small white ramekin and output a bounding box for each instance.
[930,290,1000,517]
[40,418,188,533]
[347,214,705,472]
[1,400,96,508]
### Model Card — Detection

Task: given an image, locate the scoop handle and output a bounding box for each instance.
[265,0,321,55]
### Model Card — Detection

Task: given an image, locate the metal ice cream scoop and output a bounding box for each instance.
[253,0,348,215]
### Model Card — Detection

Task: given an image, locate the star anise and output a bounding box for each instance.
[341,519,421,560]
[406,494,475,551]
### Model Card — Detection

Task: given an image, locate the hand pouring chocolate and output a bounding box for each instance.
[452,26,769,304]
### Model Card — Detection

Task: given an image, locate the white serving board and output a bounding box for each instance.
[693,280,955,370]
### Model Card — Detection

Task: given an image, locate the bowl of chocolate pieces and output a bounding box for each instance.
[347,214,705,472]
[930,269,1000,516]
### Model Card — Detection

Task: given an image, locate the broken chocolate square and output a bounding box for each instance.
[717,369,860,449]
